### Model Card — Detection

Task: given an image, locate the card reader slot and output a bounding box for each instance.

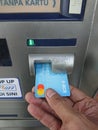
[28,54,74,76]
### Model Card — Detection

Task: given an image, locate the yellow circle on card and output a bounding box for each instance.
[37,88,44,96]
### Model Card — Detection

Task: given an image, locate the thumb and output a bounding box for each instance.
[45,89,75,122]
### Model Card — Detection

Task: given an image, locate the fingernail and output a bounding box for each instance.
[46,89,56,98]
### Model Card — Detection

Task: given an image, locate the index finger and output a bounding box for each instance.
[70,86,89,102]
[28,104,61,130]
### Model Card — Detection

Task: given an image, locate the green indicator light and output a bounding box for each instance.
[27,39,35,46]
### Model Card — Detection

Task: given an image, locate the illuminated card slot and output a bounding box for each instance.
[27,39,77,47]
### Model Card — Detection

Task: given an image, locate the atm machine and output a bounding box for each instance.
[0,0,97,129]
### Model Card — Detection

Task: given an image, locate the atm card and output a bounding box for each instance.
[34,63,70,98]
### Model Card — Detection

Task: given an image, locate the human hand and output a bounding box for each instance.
[25,86,98,130]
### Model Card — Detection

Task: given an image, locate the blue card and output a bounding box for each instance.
[34,63,70,98]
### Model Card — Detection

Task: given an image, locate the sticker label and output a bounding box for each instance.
[0,0,60,13]
[0,78,22,99]
[69,0,83,14]
[34,63,70,98]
